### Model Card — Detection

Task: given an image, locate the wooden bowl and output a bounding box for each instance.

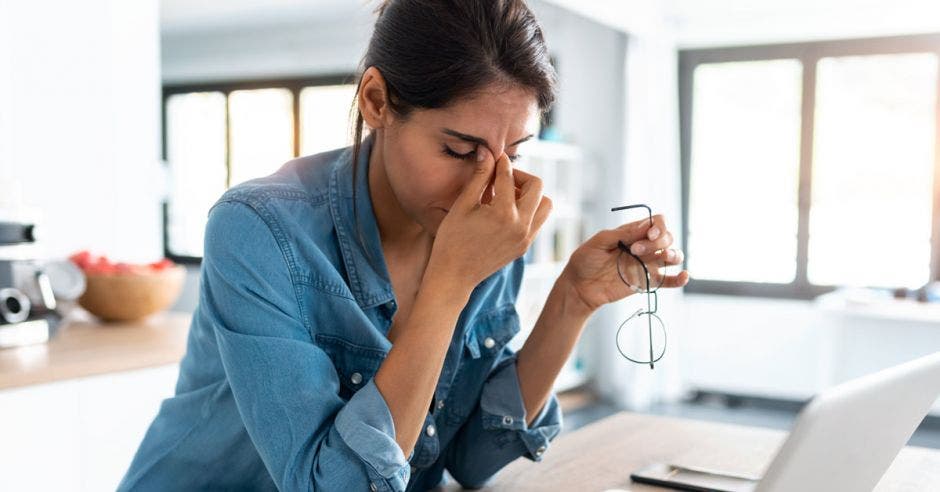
[77,265,186,322]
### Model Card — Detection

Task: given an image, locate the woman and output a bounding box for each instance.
[119,1,689,490]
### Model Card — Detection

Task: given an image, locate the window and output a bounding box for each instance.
[162,76,357,262]
[680,35,940,299]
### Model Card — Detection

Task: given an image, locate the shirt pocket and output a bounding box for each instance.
[314,333,388,400]
[463,303,521,360]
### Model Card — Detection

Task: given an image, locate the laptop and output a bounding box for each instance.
[631,351,940,492]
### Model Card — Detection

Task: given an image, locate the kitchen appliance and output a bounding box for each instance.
[0,221,84,349]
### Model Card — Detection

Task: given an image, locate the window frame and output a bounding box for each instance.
[161,74,358,264]
[679,33,940,300]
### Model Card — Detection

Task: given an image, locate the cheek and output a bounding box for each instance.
[392,157,464,207]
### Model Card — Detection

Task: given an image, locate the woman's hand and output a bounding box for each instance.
[428,147,552,292]
[560,216,690,314]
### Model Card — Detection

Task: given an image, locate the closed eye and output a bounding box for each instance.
[441,145,520,163]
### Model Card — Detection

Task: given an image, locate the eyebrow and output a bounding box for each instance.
[440,128,534,150]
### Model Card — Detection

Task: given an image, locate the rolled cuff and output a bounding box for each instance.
[478,357,563,461]
[334,379,412,490]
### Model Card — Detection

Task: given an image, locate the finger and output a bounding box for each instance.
[630,229,674,257]
[638,248,684,266]
[659,270,691,289]
[620,213,667,254]
[525,196,553,242]
[453,146,495,210]
[493,152,516,208]
[513,167,543,222]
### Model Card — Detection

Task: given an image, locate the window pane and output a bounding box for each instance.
[228,88,295,187]
[688,59,803,283]
[299,84,357,155]
[165,92,227,258]
[810,53,937,289]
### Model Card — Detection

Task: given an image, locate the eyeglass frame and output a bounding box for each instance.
[611,203,667,370]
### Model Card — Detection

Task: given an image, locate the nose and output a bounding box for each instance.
[480,144,510,162]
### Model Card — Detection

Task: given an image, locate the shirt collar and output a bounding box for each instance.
[328,133,397,309]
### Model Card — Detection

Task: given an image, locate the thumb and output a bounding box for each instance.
[452,146,495,210]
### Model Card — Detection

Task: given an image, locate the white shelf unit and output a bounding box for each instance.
[508,139,591,393]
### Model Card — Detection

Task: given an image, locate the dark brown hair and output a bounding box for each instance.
[348,0,557,265]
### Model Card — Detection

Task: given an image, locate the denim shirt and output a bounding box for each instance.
[118,133,563,492]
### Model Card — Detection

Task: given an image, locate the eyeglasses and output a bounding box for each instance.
[610,204,673,370]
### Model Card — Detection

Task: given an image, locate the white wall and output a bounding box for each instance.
[161,16,373,84]
[0,0,164,263]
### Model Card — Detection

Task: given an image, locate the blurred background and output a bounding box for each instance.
[2,0,940,490]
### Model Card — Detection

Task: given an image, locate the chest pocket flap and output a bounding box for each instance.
[315,333,387,395]
[464,303,521,359]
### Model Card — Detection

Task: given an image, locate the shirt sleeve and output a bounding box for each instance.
[202,198,411,492]
[444,344,563,489]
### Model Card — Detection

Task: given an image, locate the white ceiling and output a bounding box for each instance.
[160,0,940,46]
[666,0,940,46]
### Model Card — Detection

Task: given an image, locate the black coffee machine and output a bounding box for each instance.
[0,221,75,348]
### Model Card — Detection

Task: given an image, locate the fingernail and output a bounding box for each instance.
[648,227,660,240]
[631,243,646,255]
[477,150,486,162]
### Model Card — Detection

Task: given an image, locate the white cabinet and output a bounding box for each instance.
[0,364,179,491]
[682,293,940,416]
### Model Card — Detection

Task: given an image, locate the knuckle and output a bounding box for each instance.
[530,174,544,189]
[497,207,514,222]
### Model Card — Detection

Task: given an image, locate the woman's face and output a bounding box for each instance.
[376,83,541,237]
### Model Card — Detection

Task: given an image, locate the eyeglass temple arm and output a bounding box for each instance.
[610,204,654,228]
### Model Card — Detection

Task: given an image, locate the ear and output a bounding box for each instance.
[358,66,393,131]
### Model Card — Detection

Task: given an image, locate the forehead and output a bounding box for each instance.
[413,84,540,139]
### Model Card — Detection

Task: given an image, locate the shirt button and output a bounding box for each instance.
[425,424,436,437]
[350,372,363,385]
[483,337,496,349]
[502,415,514,426]
[535,445,546,457]
[436,399,445,410]
[369,481,378,492]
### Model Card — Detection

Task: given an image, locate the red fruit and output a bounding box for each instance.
[149,258,175,271]
[91,256,116,274]
[69,250,93,269]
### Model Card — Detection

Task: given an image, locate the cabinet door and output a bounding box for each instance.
[0,364,180,491]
